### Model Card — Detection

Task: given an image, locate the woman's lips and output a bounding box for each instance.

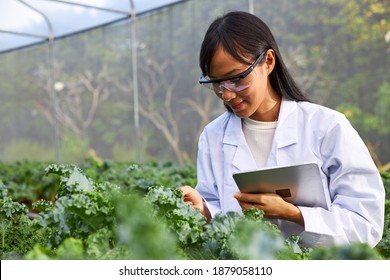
[230,101,243,111]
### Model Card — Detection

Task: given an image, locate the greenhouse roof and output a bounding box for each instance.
[0,0,185,54]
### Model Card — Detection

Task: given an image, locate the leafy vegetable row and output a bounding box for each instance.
[1,159,389,259]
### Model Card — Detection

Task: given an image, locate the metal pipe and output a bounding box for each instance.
[37,0,130,16]
[0,30,48,39]
[18,0,61,162]
[249,0,254,14]
[18,0,53,32]
[129,0,141,163]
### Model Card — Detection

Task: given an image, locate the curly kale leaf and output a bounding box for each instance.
[202,210,284,260]
[145,186,206,246]
[45,164,95,196]
[1,182,47,259]
[1,181,33,257]
[37,165,119,247]
[114,193,182,259]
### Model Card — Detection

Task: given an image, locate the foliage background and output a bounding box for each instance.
[0,0,389,168]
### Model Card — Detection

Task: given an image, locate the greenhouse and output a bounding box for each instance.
[0,0,388,166]
[0,0,389,270]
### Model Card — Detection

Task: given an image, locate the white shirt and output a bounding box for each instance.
[195,97,385,247]
[242,118,277,168]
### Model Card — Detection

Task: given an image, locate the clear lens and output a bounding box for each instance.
[201,82,217,91]
[202,70,256,93]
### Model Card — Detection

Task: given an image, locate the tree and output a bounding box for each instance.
[33,63,111,138]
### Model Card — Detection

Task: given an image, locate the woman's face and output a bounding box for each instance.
[208,46,279,121]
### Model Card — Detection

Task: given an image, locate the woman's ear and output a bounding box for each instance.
[265,49,276,74]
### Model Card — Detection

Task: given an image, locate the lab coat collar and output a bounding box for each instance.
[274,97,298,148]
[223,97,299,170]
[223,113,257,170]
[223,112,243,146]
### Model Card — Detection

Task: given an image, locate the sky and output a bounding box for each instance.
[0,0,182,52]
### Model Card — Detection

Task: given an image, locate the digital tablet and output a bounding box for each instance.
[232,162,329,209]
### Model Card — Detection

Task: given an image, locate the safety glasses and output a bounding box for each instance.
[199,52,265,93]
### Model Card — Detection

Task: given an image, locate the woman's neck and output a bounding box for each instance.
[251,93,281,122]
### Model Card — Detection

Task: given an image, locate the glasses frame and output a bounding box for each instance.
[199,52,265,85]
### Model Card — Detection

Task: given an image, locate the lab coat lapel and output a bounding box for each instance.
[223,113,257,171]
[221,98,299,170]
[269,98,299,166]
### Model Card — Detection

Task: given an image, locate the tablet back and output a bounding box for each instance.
[232,162,328,209]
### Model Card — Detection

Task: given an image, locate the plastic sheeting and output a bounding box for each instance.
[0,0,183,53]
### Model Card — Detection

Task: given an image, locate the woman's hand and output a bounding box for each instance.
[234,192,304,226]
[179,186,211,223]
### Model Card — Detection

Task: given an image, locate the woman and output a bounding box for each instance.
[180,11,384,247]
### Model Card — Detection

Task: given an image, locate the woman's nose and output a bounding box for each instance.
[219,86,236,101]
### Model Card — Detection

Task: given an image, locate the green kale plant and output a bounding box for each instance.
[309,242,383,260]
[0,160,59,207]
[113,193,183,259]
[200,208,284,260]
[0,181,48,259]
[145,185,206,246]
[27,164,183,260]
[376,199,390,258]
[1,160,388,260]
[33,164,119,247]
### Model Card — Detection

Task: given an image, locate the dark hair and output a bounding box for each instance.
[199,11,310,106]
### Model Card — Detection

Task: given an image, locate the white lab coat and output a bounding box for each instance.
[195,97,385,247]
